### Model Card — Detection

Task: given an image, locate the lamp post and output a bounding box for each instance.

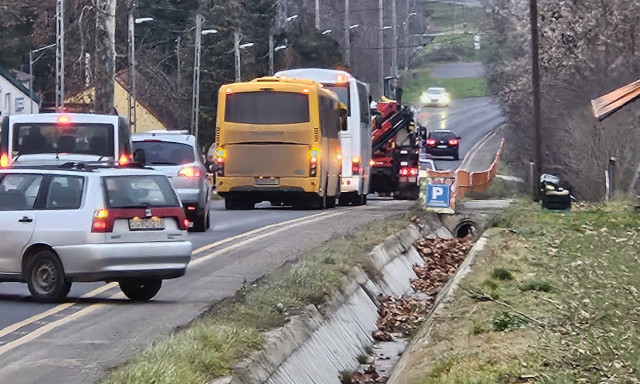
[234,32,255,82]
[191,12,218,138]
[269,14,298,75]
[29,43,56,113]
[127,3,153,132]
[378,0,384,97]
[403,12,418,71]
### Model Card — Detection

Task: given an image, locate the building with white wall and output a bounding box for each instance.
[0,67,40,118]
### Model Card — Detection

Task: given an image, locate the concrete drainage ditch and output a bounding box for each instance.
[213,214,486,384]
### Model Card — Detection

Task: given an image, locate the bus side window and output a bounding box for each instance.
[357,83,370,124]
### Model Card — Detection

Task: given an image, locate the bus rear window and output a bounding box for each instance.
[225,92,310,124]
[12,123,115,157]
[322,84,350,115]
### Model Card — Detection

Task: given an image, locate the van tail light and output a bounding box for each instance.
[178,167,202,178]
[310,148,319,177]
[399,167,418,177]
[118,154,131,166]
[351,156,361,174]
[448,139,459,146]
[0,153,8,168]
[92,209,112,233]
[426,139,436,146]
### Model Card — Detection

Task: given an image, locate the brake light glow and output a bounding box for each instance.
[369,159,375,167]
[351,156,361,174]
[426,139,436,146]
[178,167,202,178]
[0,153,8,168]
[448,139,459,146]
[215,148,226,163]
[399,167,419,177]
[336,74,349,83]
[57,115,71,124]
[118,154,130,166]
[302,88,310,94]
[336,151,343,161]
[183,219,191,229]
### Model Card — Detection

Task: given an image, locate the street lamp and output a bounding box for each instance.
[275,45,287,52]
[286,14,299,22]
[29,43,56,113]
[128,13,153,132]
[322,29,332,35]
[349,24,360,30]
[404,12,418,71]
[382,26,392,30]
[269,14,299,75]
[239,43,255,49]
[191,14,218,139]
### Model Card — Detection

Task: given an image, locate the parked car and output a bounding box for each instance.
[420,87,450,107]
[0,164,193,302]
[419,157,437,171]
[132,130,211,232]
[424,130,460,160]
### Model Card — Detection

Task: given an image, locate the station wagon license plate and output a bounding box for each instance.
[129,217,165,231]
[437,145,447,148]
[255,178,279,186]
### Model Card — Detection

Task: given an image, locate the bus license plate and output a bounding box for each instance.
[129,217,165,231]
[255,178,279,186]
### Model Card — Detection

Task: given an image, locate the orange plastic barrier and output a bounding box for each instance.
[454,138,504,198]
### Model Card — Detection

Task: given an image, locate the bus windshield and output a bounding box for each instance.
[322,84,350,114]
[225,92,310,125]
[12,123,115,157]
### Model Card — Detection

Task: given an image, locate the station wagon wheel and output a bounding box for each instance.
[119,280,162,301]
[26,250,72,303]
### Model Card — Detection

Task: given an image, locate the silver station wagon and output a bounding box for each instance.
[0,163,193,302]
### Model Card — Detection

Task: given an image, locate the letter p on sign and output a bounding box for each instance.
[432,186,444,199]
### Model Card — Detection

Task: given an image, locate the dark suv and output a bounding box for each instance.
[424,130,460,160]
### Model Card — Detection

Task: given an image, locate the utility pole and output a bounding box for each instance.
[269,33,275,75]
[529,0,543,200]
[391,0,398,77]
[191,14,202,138]
[127,0,137,132]
[315,0,320,29]
[344,0,350,67]
[55,0,65,111]
[94,0,116,114]
[234,31,241,82]
[378,0,384,97]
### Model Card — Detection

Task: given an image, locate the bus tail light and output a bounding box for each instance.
[118,154,131,166]
[336,151,343,162]
[0,153,8,168]
[215,148,226,176]
[310,148,320,177]
[351,156,361,174]
[178,167,202,178]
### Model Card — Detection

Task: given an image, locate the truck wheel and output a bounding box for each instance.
[119,280,162,301]
[26,249,72,303]
[352,193,365,206]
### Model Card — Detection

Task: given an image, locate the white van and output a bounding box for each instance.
[0,113,133,168]
[275,68,372,206]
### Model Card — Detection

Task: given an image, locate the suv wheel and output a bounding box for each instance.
[26,249,72,303]
[119,280,162,301]
[192,210,208,232]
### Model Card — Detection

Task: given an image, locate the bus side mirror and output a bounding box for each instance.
[133,148,146,164]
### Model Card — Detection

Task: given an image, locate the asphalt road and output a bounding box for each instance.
[417,97,505,172]
[0,199,412,384]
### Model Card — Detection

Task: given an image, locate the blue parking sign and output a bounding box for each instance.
[426,184,451,208]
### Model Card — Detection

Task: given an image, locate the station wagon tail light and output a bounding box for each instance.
[0,153,8,168]
[310,148,320,177]
[448,139,459,146]
[178,167,202,178]
[351,156,361,174]
[426,139,436,146]
[92,209,111,233]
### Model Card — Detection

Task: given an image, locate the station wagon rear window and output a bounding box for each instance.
[12,123,115,157]
[225,92,310,125]
[102,175,180,209]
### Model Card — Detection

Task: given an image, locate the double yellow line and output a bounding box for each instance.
[0,209,343,357]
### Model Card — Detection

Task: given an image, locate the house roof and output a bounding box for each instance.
[0,66,41,103]
[115,69,179,129]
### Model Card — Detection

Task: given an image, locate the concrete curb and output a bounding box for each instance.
[216,219,451,384]
[386,227,501,384]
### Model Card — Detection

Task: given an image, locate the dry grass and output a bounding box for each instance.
[401,200,640,384]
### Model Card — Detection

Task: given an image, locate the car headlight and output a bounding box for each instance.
[420,94,429,103]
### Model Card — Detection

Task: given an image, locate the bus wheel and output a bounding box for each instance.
[352,193,365,206]
[225,198,239,210]
[326,195,337,208]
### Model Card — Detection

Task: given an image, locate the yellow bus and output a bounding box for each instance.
[214,77,347,210]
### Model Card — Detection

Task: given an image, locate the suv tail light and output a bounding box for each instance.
[351,156,361,174]
[178,167,202,178]
[310,148,319,177]
[0,153,8,168]
[448,139,459,146]
[426,139,436,146]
